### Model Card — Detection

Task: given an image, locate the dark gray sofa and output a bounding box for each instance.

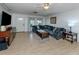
[32,25,66,40]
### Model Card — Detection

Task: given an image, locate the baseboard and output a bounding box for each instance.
[15,31,32,33]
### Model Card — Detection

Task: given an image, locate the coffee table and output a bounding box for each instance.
[37,30,49,39]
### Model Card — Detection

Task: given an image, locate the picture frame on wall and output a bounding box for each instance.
[50,17,56,24]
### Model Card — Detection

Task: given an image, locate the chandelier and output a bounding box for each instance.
[42,3,50,10]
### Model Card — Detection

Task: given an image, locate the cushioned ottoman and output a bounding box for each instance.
[0,38,8,51]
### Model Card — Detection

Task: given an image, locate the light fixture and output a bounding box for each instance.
[42,3,50,10]
[18,18,23,20]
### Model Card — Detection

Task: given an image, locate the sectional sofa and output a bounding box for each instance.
[32,25,66,40]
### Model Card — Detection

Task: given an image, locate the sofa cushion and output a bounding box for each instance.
[52,27,57,33]
[39,25,44,29]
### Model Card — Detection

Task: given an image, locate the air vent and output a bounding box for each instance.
[33,11,38,14]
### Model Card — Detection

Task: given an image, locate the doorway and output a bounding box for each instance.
[16,18,25,32]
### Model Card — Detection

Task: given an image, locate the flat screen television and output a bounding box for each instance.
[1,11,11,25]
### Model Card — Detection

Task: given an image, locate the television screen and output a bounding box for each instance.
[1,11,11,25]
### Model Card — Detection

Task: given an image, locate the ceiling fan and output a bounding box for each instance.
[32,3,51,15]
[42,3,50,10]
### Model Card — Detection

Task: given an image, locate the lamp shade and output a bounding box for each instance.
[1,26,6,31]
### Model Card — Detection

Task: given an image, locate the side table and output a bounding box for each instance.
[63,32,77,43]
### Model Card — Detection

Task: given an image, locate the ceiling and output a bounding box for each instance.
[3,3,79,16]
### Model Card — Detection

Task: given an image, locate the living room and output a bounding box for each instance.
[0,3,79,55]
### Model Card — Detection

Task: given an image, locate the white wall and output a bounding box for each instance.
[11,13,28,32]
[0,5,6,14]
[47,8,79,42]
[0,5,12,15]
[11,13,45,32]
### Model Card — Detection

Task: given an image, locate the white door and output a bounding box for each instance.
[16,18,25,32]
[24,18,28,32]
